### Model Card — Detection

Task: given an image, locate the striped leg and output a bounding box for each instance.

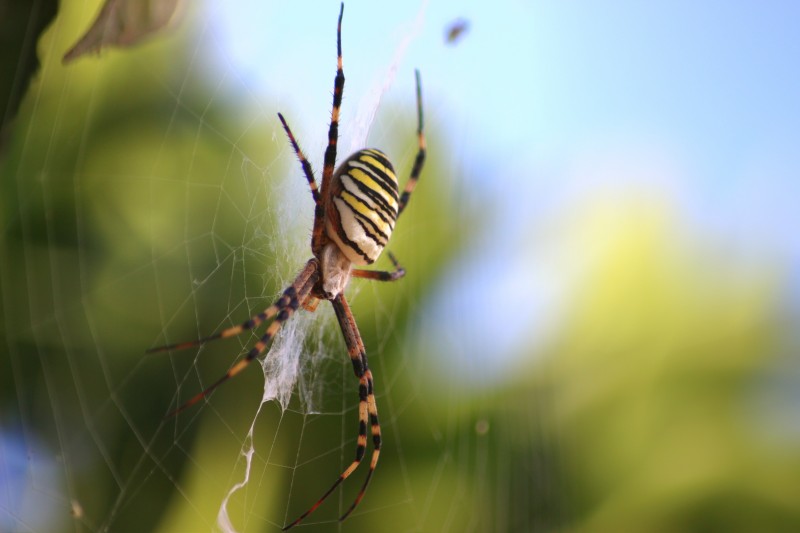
[277,113,321,205]
[397,70,426,217]
[147,299,284,354]
[351,251,406,282]
[158,259,320,417]
[314,2,346,255]
[340,365,380,522]
[282,293,381,530]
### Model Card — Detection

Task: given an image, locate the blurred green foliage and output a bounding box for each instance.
[2,3,800,533]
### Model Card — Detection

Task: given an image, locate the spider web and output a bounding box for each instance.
[0,1,472,532]
[215,5,429,531]
[8,2,800,533]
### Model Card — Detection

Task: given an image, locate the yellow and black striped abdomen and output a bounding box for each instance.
[326,149,399,265]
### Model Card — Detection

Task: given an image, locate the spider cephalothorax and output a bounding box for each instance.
[148,2,425,529]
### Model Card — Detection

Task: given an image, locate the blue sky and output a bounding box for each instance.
[205,0,800,380]
[207,0,800,239]
[207,1,800,195]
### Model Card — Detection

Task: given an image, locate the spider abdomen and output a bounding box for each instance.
[326,149,399,265]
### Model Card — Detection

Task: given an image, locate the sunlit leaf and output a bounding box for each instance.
[62,0,185,64]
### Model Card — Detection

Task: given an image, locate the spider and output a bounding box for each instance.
[147,3,425,529]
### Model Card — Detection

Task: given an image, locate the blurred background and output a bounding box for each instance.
[2,1,800,531]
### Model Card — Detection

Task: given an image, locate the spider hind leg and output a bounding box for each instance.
[282,293,381,529]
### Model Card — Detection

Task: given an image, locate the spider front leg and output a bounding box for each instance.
[278,112,321,205]
[283,293,381,530]
[397,69,426,217]
[311,2,346,257]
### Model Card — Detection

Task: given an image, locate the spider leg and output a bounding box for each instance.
[282,293,381,529]
[313,2,345,255]
[277,113,321,205]
[302,296,321,312]
[147,297,284,354]
[351,250,406,282]
[163,260,320,417]
[339,368,380,522]
[397,70,426,217]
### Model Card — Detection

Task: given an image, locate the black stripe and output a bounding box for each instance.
[337,195,390,243]
[333,211,373,263]
[361,149,393,174]
[346,203,389,244]
[356,216,389,247]
[354,160,399,201]
[342,173,397,226]
[350,153,398,200]
[343,168,397,214]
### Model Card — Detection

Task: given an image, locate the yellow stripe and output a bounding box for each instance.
[341,191,392,237]
[360,154,397,184]
[363,148,388,161]
[348,168,398,210]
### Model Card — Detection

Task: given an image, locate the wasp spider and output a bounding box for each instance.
[148,3,425,528]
